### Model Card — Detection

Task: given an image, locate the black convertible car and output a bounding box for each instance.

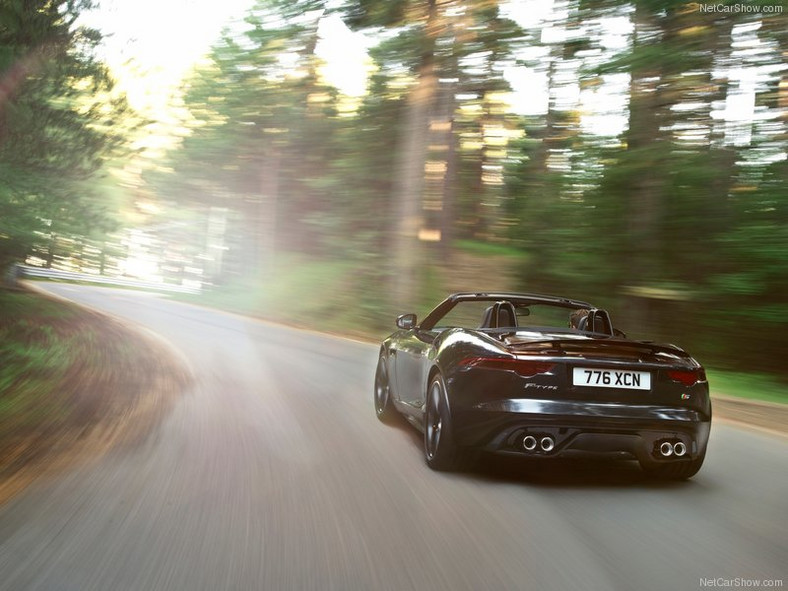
[374,292,711,479]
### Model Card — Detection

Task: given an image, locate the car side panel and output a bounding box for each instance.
[387,330,436,409]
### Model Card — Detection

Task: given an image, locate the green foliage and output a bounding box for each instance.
[455,239,524,259]
[0,0,130,272]
[19,0,777,381]
[706,369,788,405]
[502,1,787,372]
[343,0,409,29]
[0,290,79,426]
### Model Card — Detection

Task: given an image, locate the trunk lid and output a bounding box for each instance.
[493,331,705,405]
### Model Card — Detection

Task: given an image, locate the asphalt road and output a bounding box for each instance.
[1,284,786,591]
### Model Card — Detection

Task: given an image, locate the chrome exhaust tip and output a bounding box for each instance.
[540,436,555,452]
[659,441,674,457]
[673,442,687,457]
[523,435,537,451]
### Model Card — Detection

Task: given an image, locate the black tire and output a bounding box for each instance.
[374,355,397,423]
[641,454,705,480]
[424,373,464,471]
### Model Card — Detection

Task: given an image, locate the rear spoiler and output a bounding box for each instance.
[508,338,691,360]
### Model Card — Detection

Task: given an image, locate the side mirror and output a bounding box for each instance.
[396,313,417,330]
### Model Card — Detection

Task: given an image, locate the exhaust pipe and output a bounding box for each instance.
[673,442,687,457]
[540,436,555,452]
[659,441,674,457]
[523,435,537,451]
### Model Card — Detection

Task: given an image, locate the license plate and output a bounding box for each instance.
[573,368,651,390]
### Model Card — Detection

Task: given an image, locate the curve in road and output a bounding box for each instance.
[1,284,785,591]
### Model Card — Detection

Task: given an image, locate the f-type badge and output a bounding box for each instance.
[525,383,558,391]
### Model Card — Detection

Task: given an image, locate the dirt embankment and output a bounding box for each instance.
[0,294,190,505]
[711,395,788,438]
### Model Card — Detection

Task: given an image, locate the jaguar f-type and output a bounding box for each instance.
[374,293,711,479]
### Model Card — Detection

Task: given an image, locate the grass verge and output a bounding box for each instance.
[0,287,188,504]
[706,369,788,406]
[175,253,392,340]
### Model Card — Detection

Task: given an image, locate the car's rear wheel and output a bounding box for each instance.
[641,454,705,480]
[424,374,463,471]
[374,356,396,423]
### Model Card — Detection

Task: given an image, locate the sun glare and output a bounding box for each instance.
[316,15,373,97]
[79,0,255,126]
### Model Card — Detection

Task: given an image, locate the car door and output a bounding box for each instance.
[393,328,436,408]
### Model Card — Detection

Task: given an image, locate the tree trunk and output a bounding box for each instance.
[439,83,458,261]
[259,146,280,281]
[391,0,439,310]
[622,1,666,335]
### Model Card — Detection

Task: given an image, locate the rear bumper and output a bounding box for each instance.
[453,398,711,463]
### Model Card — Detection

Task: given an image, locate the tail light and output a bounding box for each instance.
[667,368,706,386]
[460,357,555,377]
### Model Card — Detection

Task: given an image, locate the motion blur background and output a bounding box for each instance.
[1,0,786,377]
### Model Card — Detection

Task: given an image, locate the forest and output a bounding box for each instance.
[1,0,786,377]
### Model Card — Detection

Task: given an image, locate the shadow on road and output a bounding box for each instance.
[380,416,694,491]
[467,456,690,490]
